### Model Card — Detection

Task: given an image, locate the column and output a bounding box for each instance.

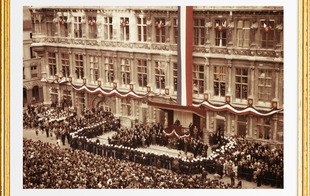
[210,112,215,133]
[76,92,81,116]
[226,113,231,136]
[227,11,234,47]
[130,53,135,85]
[147,54,153,89]
[234,115,237,136]
[96,13,103,40]
[70,86,75,110]
[165,55,171,92]
[130,10,137,42]
[115,97,120,117]
[56,48,61,77]
[227,59,232,96]
[67,11,73,38]
[54,13,59,37]
[248,115,253,138]
[82,14,87,38]
[131,99,135,119]
[113,52,120,84]
[101,52,106,84]
[248,62,255,100]
[43,51,49,79]
[83,52,87,81]
[42,83,51,105]
[166,10,171,43]
[250,16,258,48]
[253,117,258,139]
[205,12,212,47]
[146,14,152,42]
[272,115,278,141]
[205,57,210,94]
[112,12,119,41]
[275,63,279,99]
[98,53,103,83]
[68,49,74,80]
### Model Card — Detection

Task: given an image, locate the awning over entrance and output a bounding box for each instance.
[147,100,205,118]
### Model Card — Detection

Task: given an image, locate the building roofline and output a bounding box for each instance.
[28,6,283,13]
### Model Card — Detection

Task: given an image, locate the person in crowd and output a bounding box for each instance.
[23,105,283,189]
[23,138,238,189]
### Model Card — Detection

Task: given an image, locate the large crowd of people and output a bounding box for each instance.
[23,139,240,189]
[109,123,209,158]
[205,136,283,188]
[24,104,120,145]
[23,104,283,189]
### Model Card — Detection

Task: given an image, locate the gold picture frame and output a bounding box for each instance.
[298,0,309,196]
[1,0,10,195]
[0,1,309,195]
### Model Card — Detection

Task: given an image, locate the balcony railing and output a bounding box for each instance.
[32,36,178,52]
[32,36,283,58]
[193,45,283,58]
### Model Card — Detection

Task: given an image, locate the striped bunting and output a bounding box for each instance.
[177,6,193,106]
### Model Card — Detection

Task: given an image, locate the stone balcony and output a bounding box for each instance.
[193,45,283,59]
[32,36,178,53]
[32,36,283,59]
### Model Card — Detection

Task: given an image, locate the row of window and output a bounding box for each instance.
[193,65,272,101]
[33,14,278,48]
[47,52,276,102]
[234,115,282,140]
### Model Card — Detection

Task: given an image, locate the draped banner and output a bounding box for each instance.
[43,78,283,117]
[193,101,283,117]
[163,125,191,139]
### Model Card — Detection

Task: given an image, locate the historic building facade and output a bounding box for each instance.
[29,6,283,144]
[23,7,43,106]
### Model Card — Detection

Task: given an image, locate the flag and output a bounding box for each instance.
[177,6,193,106]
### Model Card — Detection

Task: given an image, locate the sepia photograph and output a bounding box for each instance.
[22,6,284,189]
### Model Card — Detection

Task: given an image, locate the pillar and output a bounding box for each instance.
[249,62,255,100]
[226,113,231,136]
[42,83,51,105]
[115,97,120,117]
[227,59,232,96]
[130,10,137,42]
[113,52,120,84]
[205,57,210,94]
[165,55,171,92]
[83,52,87,81]
[248,115,253,138]
[130,53,135,85]
[71,86,76,109]
[272,115,278,141]
[68,49,74,80]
